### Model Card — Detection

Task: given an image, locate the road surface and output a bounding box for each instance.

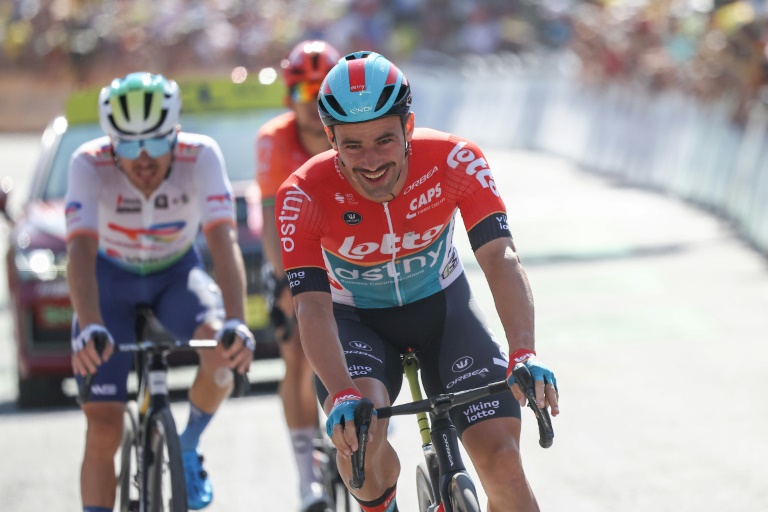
[0,135,766,511]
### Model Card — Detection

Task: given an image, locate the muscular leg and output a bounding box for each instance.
[279,325,327,505]
[461,417,539,512]
[81,402,124,508]
[279,325,320,429]
[188,322,234,414]
[325,377,401,503]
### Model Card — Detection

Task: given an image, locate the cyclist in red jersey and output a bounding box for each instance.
[276,52,560,512]
[256,40,341,512]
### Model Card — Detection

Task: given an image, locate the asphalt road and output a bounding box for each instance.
[1,135,767,511]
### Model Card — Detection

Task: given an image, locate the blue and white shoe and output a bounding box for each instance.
[182,449,213,510]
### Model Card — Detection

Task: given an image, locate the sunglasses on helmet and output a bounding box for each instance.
[291,81,322,104]
[113,133,176,160]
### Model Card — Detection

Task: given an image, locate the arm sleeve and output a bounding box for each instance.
[195,141,236,233]
[274,177,330,295]
[445,138,512,251]
[64,150,100,240]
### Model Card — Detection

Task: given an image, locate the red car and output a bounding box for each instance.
[1,80,286,408]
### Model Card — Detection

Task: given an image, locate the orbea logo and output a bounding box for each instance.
[447,142,498,197]
[349,341,372,351]
[452,356,474,373]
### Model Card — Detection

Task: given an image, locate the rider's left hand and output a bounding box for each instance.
[216,319,255,374]
[506,349,559,416]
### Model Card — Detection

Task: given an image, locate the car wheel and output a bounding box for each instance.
[17,374,68,409]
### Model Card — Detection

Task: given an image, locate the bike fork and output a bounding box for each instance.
[430,416,476,512]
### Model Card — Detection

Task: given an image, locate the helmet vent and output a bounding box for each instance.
[324,95,347,118]
[376,85,394,111]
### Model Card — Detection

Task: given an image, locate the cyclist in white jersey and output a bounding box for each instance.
[66,72,254,512]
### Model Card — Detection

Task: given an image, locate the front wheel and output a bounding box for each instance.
[144,408,187,512]
[116,401,140,512]
[447,472,481,512]
[416,463,436,512]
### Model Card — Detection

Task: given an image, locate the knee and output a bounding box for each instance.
[84,407,123,457]
[279,338,309,374]
[473,437,525,477]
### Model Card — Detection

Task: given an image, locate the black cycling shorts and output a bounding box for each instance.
[316,273,520,437]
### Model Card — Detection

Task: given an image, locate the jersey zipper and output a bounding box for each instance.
[382,202,404,306]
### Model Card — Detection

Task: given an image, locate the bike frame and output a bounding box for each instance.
[402,353,477,512]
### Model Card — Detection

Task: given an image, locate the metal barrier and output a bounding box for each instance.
[404,53,768,255]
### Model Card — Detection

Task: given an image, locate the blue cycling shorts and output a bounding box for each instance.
[73,248,224,402]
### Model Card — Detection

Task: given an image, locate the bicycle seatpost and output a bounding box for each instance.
[350,398,375,490]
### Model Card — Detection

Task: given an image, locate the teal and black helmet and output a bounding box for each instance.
[98,72,181,140]
[317,51,412,127]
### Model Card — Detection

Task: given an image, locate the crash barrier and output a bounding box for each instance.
[404,53,768,256]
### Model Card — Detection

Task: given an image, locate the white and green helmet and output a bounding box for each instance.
[98,72,181,141]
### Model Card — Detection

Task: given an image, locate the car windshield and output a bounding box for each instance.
[43,108,286,201]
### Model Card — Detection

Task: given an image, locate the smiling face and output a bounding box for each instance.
[328,113,415,203]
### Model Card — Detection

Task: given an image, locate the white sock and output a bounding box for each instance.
[290,426,320,497]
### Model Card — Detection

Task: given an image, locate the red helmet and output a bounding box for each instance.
[281,40,341,89]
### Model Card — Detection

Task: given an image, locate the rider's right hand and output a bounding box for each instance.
[326,388,377,457]
[71,324,115,377]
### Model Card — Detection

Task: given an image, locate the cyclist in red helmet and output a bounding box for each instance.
[255,39,342,512]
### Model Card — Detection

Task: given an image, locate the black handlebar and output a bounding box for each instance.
[77,331,109,406]
[220,329,250,398]
[348,372,555,488]
[512,363,555,449]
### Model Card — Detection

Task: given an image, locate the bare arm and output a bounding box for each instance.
[205,222,247,321]
[294,291,354,404]
[476,236,559,415]
[475,236,535,353]
[67,235,111,374]
[262,205,294,315]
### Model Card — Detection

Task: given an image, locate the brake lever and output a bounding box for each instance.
[512,363,555,448]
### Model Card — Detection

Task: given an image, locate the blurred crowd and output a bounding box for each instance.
[569,0,768,126]
[3,0,768,128]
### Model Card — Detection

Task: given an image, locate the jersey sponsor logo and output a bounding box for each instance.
[462,399,500,424]
[441,247,459,279]
[343,211,363,225]
[334,192,357,205]
[496,214,509,231]
[344,349,383,364]
[206,193,233,204]
[349,341,372,351]
[446,367,489,389]
[286,269,307,289]
[91,383,118,396]
[65,201,82,221]
[447,141,499,197]
[116,195,141,213]
[107,221,185,242]
[406,183,442,219]
[403,166,438,195]
[338,224,444,260]
[155,194,168,209]
[333,240,444,282]
[279,184,312,253]
[348,364,373,377]
[452,356,474,373]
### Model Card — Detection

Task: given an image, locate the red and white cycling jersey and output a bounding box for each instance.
[276,127,511,308]
[65,133,235,274]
